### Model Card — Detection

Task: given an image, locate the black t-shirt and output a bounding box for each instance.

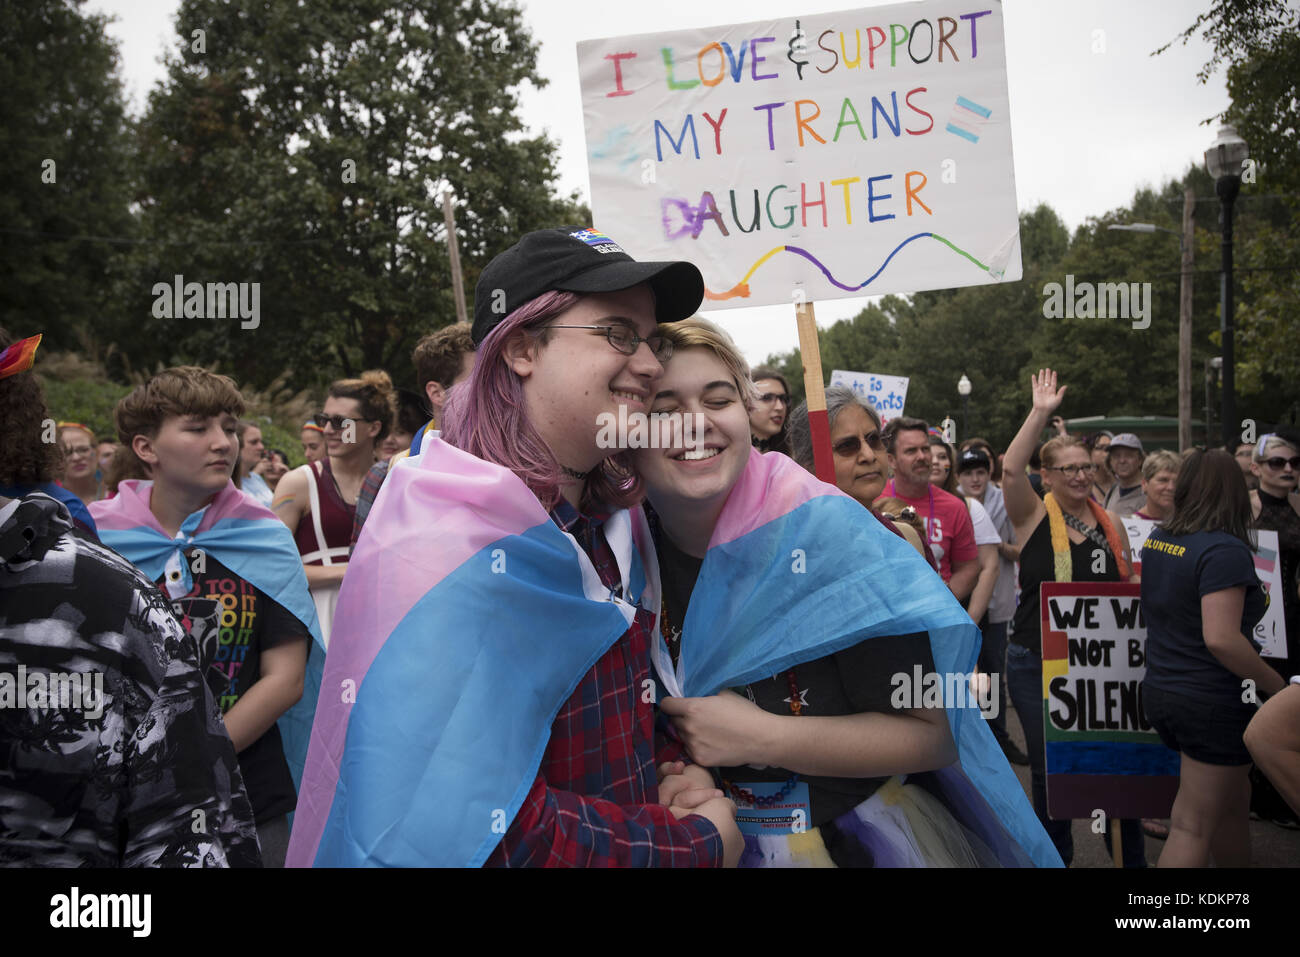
[654,521,937,826]
[163,552,308,822]
[1141,528,1267,703]
[1011,515,1122,653]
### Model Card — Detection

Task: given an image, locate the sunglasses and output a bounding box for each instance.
[1263,456,1300,471]
[312,413,378,431]
[833,431,884,456]
[548,324,672,361]
[880,506,918,524]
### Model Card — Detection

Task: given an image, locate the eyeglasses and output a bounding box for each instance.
[758,392,789,406]
[62,445,94,458]
[1263,456,1300,471]
[548,325,672,361]
[312,413,379,431]
[1045,463,1098,478]
[833,431,884,456]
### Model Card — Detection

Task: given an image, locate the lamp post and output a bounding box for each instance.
[1107,194,1196,452]
[957,374,971,441]
[1205,125,1250,450]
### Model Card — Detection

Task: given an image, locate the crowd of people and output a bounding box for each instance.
[1,224,1298,869]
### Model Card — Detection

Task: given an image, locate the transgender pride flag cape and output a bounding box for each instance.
[89,480,325,791]
[287,439,653,868]
[649,449,1061,868]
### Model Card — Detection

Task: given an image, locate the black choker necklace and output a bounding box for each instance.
[560,465,590,481]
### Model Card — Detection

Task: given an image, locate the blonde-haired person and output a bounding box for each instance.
[634,318,1057,868]
[1001,369,1145,867]
[1134,450,1181,523]
[274,370,395,644]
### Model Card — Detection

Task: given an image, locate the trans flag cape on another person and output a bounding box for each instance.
[287,438,652,868]
[649,448,1061,868]
[89,480,325,791]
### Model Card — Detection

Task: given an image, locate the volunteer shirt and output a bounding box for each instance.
[163,551,308,822]
[886,483,978,583]
[1140,528,1267,704]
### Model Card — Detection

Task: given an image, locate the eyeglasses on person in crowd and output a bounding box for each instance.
[62,445,94,458]
[832,431,884,456]
[1044,463,1098,478]
[1262,456,1300,471]
[547,324,672,361]
[312,413,379,431]
[758,392,789,406]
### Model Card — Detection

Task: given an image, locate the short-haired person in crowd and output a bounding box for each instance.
[88,366,323,867]
[929,434,1000,629]
[257,448,291,493]
[957,447,1028,766]
[300,422,326,463]
[881,416,980,602]
[350,323,477,548]
[289,226,743,867]
[1134,450,1180,522]
[58,421,105,506]
[1087,430,1115,504]
[0,335,262,867]
[1002,370,1145,867]
[274,370,394,644]
[748,367,791,455]
[238,420,274,507]
[959,436,1001,485]
[1103,434,1147,517]
[787,387,932,563]
[1234,440,1259,491]
[1250,430,1300,685]
[631,318,1056,867]
[1140,451,1289,867]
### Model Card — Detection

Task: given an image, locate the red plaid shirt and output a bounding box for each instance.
[485,501,722,867]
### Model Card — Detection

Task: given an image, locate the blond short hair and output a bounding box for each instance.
[1142,449,1182,481]
[657,317,759,409]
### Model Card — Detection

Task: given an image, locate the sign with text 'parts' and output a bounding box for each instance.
[1040,582,1178,821]
[829,368,908,424]
[577,2,1022,310]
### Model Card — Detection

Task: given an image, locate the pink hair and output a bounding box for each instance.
[440,290,643,512]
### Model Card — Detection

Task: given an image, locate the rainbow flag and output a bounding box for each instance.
[0,333,40,379]
[290,442,1058,867]
[288,439,648,867]
[89,481,325,790]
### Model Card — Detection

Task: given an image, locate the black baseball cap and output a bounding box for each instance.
[471,226,705,345]
[957,448,992,473]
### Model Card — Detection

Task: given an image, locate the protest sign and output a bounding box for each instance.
[829,368,909,423]
[1039,582,1178,822]
[1121,517,1155,576]
[1251,529,1286,659]
[577,1,1022,310]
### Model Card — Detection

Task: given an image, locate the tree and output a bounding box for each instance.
[121,0,588,391]
[0,0,135,352]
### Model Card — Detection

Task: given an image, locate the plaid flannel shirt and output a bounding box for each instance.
[485,500,722,867]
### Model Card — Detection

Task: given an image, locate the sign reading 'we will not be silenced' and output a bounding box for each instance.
[578,1,1022,310]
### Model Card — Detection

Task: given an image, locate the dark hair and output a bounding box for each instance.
[927,434,962,496]
[960,436,1002,482]
[749,367,791,454]
[881,415,930,454]
[1029,441,1044,471]
[395,389,427,436]
[328,370,397,443]
[268,448,289,467]
[0,327,62,485]
[1163,450,1253,547]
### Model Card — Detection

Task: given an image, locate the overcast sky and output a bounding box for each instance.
[88,0,1232,367]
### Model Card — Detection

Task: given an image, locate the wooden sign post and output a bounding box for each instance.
[794,299,835,484]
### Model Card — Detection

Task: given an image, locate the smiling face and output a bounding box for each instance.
[1109,447,1143,483]
[830,403,886,506]
[510,285,663,473]
[749,377,788,440]
[1041,445,1094,506]
[134,413,239,500]
[929,444,951,486]
[634,347,752,519]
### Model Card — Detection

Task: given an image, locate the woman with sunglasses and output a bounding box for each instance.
[636,319,1058,868]
[1250,431,1300,685]
[273,371,395,645]
[1002,369,1146,867]
[749,368,791,455]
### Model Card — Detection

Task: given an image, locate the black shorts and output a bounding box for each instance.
[1142,683,1254,766]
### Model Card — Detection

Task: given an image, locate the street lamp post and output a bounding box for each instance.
[957,374,971,441]
[1205,125,1250,450]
